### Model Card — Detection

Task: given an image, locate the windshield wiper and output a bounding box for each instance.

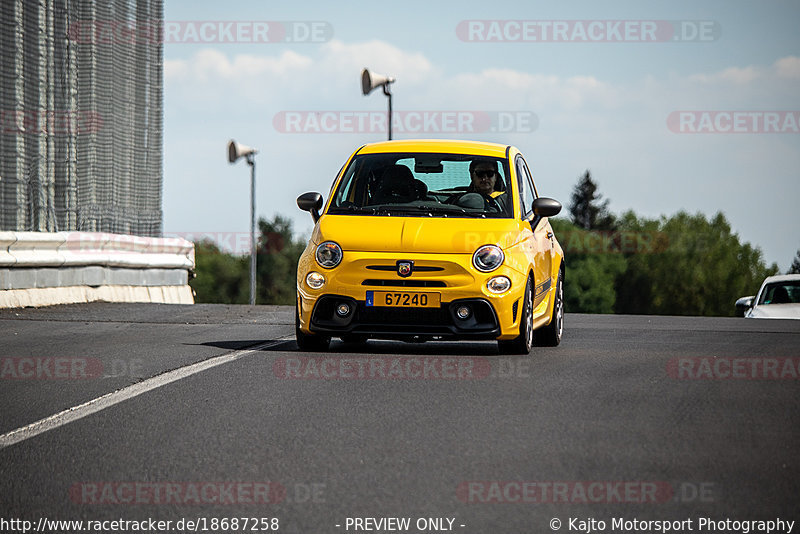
[412,205,470,216]
[330,204,479,217]
[328,205,379,215]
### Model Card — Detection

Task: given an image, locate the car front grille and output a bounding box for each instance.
[361,279,447,288]
[365,265,444,272]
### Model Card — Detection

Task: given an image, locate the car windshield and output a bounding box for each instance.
[758,281,800,304]
[327,152,513,218]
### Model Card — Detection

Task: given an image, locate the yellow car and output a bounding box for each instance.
[295,139,564,354]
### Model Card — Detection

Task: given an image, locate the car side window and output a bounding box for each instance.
[520,158,539,198]
[516,156,536,219]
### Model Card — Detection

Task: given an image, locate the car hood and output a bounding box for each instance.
[747,304,800,319]
[312,215,523,254]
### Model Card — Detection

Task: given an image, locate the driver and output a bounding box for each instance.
[453,158,508,212]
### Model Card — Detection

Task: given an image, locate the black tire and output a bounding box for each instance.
[295,305,330,352]
[498,276,535,355]
[534,267,564,347]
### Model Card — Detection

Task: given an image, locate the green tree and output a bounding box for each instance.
[788,249,800,274]
[255,215,308,305]
[563,254,627,314]
[190,215,308,305]
[614,211,779,316]
[557,174,624,313]
[190,240,248,303]
[550,217,626,314]
[569,170,616,231]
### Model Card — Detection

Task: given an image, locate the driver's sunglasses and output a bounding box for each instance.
[473,169,496,178]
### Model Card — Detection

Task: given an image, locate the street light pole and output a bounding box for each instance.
[383,83,393,141]
[227,139,259,306]
[247,154,256,305]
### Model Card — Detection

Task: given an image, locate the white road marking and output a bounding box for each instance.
[0,337,294,449]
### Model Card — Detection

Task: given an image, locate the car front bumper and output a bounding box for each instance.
[296,250,531,340]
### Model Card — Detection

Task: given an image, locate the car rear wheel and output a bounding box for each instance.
[498,276,534,355]
[295,304,330,352]
[534,267,564,347]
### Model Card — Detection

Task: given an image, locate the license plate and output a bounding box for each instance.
[365,291,440,308]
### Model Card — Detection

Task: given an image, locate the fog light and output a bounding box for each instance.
[487,276,511,294]
[336,302,351,317]
[456,305,471,320]
[306,271,325,289]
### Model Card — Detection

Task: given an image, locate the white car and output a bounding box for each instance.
[736,274,800,319]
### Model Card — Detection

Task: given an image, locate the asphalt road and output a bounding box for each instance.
[0,303,798,534]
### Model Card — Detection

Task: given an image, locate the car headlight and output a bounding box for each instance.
[473,244,504,272]
[315,241,342,268]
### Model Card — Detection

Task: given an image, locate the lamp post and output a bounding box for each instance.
[384,83,393,141]
[227,139,258,305]
[361,68,396,141]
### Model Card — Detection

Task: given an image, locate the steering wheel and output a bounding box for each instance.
[486,195,503,212]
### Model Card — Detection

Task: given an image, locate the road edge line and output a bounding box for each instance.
[0,337,293,449]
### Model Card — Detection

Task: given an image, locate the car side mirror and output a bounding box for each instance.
[297,192,323,222]
[533,197,562,217]
[530,197,562,231]
[735,296,754,317]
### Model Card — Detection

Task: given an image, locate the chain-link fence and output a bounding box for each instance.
[0,0,163,236]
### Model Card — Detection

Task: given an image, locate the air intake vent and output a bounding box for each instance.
[362,279,447,288]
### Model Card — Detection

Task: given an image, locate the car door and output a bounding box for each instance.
[515,155,553,310]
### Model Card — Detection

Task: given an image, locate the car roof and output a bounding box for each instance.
[762,274,800,284]
[357,139,511,158]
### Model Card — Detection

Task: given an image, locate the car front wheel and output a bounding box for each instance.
[498,276,535,355]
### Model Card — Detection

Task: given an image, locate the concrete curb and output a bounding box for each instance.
[0,285,194,308]
[0,232,196,308]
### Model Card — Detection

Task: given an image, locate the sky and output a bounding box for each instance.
[161,0,800,270]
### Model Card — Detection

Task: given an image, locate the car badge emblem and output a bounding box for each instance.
[397,261,413,278]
